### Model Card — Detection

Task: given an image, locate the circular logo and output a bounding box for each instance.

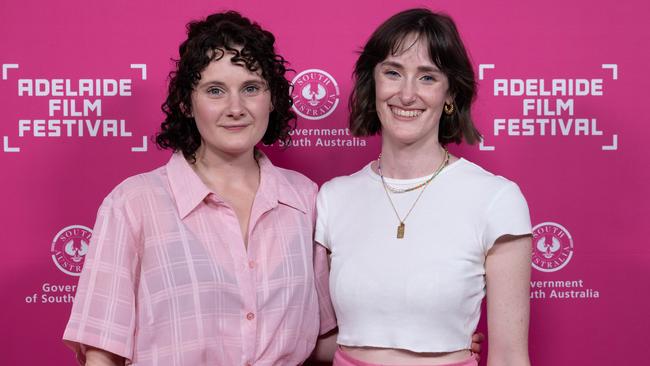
[51,225,92,276]
[291,69,340,120]
[531,222,573,272]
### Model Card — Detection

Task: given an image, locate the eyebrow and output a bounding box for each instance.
[379,61,442,73]
[197,78,265,88]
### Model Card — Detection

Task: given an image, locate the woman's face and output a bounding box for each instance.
[191,50,272,158]
[373,37,452,147]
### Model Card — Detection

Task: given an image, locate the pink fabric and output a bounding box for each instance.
[63,152,336,366]
[333,348,478,366]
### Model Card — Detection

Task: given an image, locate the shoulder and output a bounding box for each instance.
[88,167,169,244]
[451,159,522,197]
[103,166,168,208]
[274,165,318,191]
[320,164,370,195]
[273,165,318,197]
[269,165,319,215]
[450,160,529,233]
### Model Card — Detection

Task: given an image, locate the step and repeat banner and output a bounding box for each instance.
[1,0,648,364]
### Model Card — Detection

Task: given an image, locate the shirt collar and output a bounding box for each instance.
[166,152,212,219]
[166,151,308,219]
[257,152,309,214]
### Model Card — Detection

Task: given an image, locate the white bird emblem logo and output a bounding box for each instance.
[536,236,561,259]
[302,83,327,106]
[65,239,89,263]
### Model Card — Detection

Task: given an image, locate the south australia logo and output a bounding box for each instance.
[531,222,574,272]
[51,225,92,276]
[291,69,340,120]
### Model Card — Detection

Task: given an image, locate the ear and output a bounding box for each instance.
[445,92,455,106]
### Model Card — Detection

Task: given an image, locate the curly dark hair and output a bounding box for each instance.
[156,11,295,161]
[349,8,481,145]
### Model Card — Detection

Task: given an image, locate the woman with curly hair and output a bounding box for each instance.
[63,11,335,365]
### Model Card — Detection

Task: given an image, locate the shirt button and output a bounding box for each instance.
[246,312,255,321]
[248,260,256,269]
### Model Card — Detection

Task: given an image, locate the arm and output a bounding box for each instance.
[310,328,338,363]
[485,234,532,366]
[311,183,339,363]
[309,245,338,363]
[63,191,139,364]
[85,346,125,366]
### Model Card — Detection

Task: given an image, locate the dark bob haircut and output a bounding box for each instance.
[349,8,481,145]
[156,11,295,161]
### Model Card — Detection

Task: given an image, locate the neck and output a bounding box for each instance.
[191,145,260,192]
[378,138,446,179]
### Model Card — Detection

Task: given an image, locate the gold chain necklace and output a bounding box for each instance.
[377,163,436,194]
[378,149,449,239]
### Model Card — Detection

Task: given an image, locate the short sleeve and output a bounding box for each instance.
[483,181,532,252]
[314,183,330,250]
[62,191,139,363]
[313,243,337,334]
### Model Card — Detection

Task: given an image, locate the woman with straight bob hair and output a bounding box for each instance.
[315,8,532,366]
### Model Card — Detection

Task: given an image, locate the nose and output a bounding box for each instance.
[226,93,246,119]
[399,79,417,105]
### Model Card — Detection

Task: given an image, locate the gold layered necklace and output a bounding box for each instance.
[378,169,434,194]
[378,149,449,239]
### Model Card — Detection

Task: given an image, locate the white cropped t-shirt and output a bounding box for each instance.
[315,158,531,352]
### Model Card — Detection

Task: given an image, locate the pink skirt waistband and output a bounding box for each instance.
[332,348,478,366]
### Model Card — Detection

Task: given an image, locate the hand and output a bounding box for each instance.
[470,332,485,362]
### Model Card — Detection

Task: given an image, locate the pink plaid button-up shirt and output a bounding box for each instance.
[63,152,336,366]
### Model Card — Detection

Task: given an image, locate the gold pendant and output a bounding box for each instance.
[397,222,405,239]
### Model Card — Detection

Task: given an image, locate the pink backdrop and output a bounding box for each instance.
[1,0,648,364]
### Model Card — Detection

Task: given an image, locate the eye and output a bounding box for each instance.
[242,84,261,95]
[383,70,400,79]
[207,87,224,96]
[420,75,435,82]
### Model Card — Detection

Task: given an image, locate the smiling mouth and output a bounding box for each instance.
[221,125,249,130]
[390,106,423,118]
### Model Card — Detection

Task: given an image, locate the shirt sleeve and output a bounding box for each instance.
[308,182,336,334]
[314,243,337,335]
[482,181,532,252]
[62,190,139,363]
[314,183,330,250]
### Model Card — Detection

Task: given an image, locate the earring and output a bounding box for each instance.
[443,102,455,115]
